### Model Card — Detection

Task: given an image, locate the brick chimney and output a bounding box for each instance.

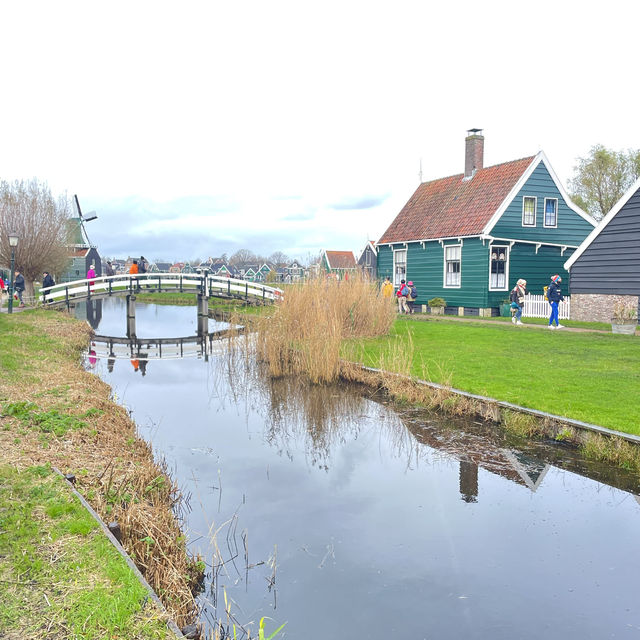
[464,128,484,179]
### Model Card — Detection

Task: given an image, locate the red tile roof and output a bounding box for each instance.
[325,250,356,269]
[378,156,535,244]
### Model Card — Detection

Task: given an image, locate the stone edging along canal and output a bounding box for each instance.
[52,467,188,640]
[343,362,640,446]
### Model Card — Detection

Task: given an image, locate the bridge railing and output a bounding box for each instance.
[40,273,283,305]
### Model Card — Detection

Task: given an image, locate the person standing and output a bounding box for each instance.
[509,278,528,325]
[129,260,139,275]
[87,264,96,284]
[105,261,115,277]
[407,281,418,314]
[42,271,55,289]
[14,270,25,307]
[396,279,410,314]
[547,274,565,329]
[0,275,6,306]
[381,276,394,299]
[139,256,147,274]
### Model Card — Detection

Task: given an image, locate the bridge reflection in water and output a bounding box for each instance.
[79,298,243,367]
[91,326,242,363]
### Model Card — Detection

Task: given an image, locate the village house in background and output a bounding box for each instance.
[376,130,596,315]
[357,241,377,279]
[564,175,640,322]
[322,250,357,279]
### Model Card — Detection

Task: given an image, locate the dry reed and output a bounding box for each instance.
[255,276,396,383]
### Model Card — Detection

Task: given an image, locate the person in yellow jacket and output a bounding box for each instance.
[381,276,394,299]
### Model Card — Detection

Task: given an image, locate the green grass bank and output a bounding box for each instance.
[0,464,175,640]
[347,315,640,435]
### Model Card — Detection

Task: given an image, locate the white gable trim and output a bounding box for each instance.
[564,175,640,270]
[483,151,596,236]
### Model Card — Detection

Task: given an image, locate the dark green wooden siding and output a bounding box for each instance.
[378,239,489,307]
[491,162,594,246]
[379,240,574,307]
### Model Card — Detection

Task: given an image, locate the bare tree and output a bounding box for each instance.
[229,249,257,265]
[268,251,291,266]
[0,179,72,299]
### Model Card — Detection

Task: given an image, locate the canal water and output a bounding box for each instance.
[82,298,640,639]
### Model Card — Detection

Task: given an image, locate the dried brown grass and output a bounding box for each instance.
[0,310,201,628]
[255,276,396,383]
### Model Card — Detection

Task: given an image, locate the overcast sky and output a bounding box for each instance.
[2,0,639,264]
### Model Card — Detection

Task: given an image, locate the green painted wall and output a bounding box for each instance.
[379,240,575,308]
[491,162,595,245]
[378,239,489,308]
[503,244,575,302]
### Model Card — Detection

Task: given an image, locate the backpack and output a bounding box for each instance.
[410,285,417,299]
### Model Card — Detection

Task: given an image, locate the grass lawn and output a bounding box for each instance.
[349,316,640,435]
[0,464,175,640]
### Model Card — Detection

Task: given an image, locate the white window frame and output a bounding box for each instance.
[443,244,461,288]
[543,198,558,228]
[489,245,509,291]
[522,196,537,227]
[393,248,407,287]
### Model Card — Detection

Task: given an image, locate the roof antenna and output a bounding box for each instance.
[418,158,423,183]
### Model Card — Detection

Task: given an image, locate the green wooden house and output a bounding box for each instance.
[376,131,596,315]
[322,250,357,279]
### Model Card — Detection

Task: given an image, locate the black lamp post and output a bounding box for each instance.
[7,231,18,314]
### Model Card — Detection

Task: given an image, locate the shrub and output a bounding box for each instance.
[428,297,446,307]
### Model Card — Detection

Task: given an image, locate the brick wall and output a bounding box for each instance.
[571,293,639,323]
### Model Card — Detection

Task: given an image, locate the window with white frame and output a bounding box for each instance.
[522,196,536,226]
[544,198,558,227]
[444,245,461,287]
[489,245,508,290]
[393,249,406,286]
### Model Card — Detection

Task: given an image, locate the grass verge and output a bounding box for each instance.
[347,316,640,435]
[0,464,174,640]
[0,309,202,630]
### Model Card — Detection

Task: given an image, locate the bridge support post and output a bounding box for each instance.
[126,295,137,339]
[197,294,209,336]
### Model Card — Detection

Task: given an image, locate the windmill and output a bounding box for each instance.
[72,195,98,246]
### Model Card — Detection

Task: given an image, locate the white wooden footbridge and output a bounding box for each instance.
[40,272,283,307]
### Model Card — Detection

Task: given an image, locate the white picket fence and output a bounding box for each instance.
[522,294,570,320]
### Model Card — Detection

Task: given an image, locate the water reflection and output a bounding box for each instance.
[83,298,640,640]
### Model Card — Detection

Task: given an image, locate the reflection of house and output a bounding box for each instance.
[407,420,550,502]
[376,129,596,314]
[564,176,640,322]
[357,241,377,279]
[322,250,357,279]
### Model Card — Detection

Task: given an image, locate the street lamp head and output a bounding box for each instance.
[8,231,18,247]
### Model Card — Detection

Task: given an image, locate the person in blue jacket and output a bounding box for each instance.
[547,274,564,329]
